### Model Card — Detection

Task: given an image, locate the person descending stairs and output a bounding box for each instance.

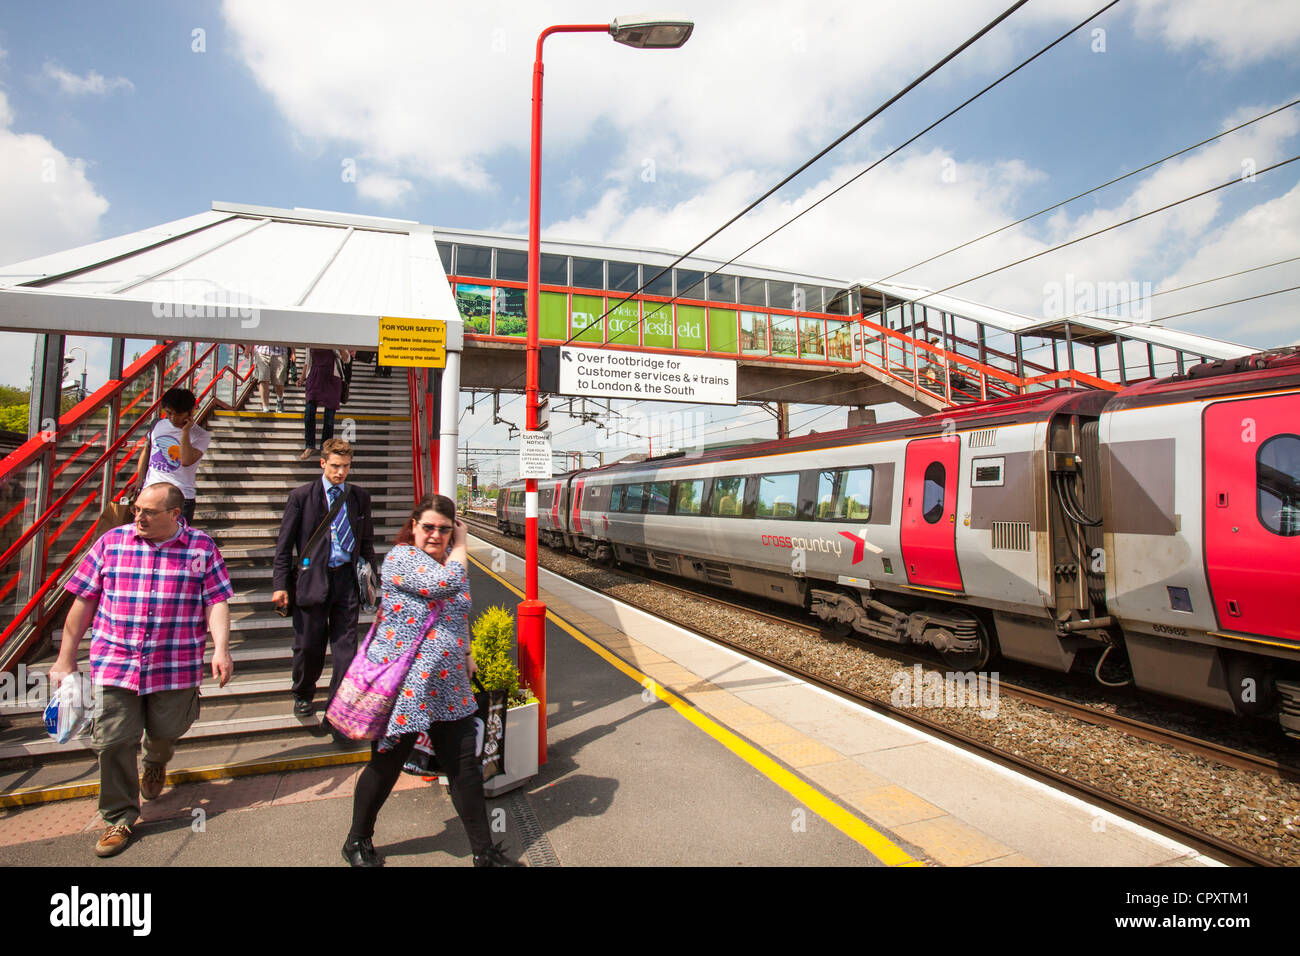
[0,356,417,798]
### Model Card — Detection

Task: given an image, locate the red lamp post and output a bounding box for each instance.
[520,16,694,767]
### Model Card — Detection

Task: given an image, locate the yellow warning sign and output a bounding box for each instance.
[378,317,446,368]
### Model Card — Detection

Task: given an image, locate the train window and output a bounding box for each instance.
[843,468,873,520]
[648,482,671,514]
[675,479,704,515]
[816,470,841,519]
[815,467,873,520]
[712,476,745,517]
[624,483,645,513]
[922,462,946,524]
[1258,434,1300,536]
[610,485,625,513]
[756,472,800,519]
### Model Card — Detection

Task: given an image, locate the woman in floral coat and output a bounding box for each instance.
[342,493,516,867]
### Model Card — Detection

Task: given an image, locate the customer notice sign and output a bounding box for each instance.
[556,346,736,405]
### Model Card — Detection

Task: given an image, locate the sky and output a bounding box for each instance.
[0,0,1298,480]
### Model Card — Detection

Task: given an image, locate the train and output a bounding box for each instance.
[496,349,1300,741]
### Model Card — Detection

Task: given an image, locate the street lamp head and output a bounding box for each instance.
[609,15,694,49]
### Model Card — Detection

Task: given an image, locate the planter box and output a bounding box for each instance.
[483,700,538,797]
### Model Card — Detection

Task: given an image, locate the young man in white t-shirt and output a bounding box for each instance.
[128,387,211,523]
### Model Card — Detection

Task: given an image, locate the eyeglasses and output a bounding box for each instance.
[132,507,177,519]
[419,522,455,535]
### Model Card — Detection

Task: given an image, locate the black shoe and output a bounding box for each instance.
[473,843,522,867]
[342,836,383,867]
[293,698,314,717]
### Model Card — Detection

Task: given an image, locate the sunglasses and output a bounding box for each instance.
[418,522,455,535]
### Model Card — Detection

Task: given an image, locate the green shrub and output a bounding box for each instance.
[471,605,533,706]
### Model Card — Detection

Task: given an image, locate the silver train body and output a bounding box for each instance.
[497,350,1300,739]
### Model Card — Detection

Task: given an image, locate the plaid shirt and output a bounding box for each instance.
[65,522,234,694]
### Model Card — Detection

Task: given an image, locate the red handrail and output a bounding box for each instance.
[0,342,170,483]
[0,341,258,663]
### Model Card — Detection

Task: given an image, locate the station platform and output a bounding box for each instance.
[0,535,1217,868]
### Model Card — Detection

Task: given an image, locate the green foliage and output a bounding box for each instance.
[0,385,28,406]
[0,405,28,432]
[471,605,532,706]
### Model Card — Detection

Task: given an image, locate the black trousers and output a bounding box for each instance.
[291,563,359,704]
[349,720,493,856]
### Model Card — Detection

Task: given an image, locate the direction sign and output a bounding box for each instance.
[557,346,737,405]
[519,431,553,479]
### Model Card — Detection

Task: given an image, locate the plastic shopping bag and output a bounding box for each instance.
[43,672,96,744]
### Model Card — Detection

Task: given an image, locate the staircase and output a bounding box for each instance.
[0,358,417,799]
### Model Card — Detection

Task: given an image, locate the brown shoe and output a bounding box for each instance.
[140,763,167,801]
[298,447,316,461]
[94,823,133,858]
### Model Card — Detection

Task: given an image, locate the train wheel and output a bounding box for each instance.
[823,619,854,639]
[940,615,992,672]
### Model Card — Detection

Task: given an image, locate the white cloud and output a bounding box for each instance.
[221,0,1086,194]
[42,61,134,96]
[356,172,413,205]
[0,90,110,389]
[1133,0,1300,68]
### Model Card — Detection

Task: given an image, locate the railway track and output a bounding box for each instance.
[466,513,1293,866]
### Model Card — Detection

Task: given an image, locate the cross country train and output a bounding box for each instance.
[496,349,1300,741]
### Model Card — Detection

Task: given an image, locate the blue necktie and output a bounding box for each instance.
[328,484,355,557]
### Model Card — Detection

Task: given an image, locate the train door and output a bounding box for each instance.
[570,478,586,535]
[1204,394,1300,643]
[549,480,562,532]
[900,436,963,591]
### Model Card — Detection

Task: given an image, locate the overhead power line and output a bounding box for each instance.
[872,97,1300,287]
[912,154,1300,305]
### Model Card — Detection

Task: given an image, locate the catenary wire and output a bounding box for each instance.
[909,154,1300,305]
[871,98,1300,286]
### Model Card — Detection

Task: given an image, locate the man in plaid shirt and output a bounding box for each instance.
[50,482,234,858]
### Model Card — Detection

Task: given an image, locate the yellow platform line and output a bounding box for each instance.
[0,749,370,809]
[468,553,922,867]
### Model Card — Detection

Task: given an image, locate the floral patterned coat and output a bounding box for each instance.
[367,544,474,749]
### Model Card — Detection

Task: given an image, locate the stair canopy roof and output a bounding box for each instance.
[0,201,462,350]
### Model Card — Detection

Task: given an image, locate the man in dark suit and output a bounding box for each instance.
[272,438,378,719]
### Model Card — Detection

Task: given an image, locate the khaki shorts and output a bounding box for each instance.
[255,350,289,385]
